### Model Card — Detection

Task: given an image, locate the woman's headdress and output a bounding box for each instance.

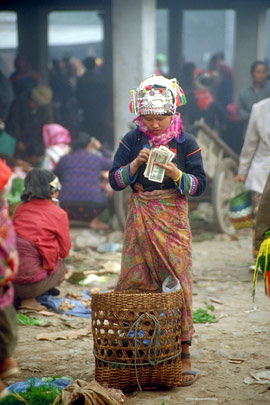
[43,124,71,148]
[129,75,186,116]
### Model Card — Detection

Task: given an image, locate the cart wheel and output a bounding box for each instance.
[113,187,131,230]
[212,157,238,234]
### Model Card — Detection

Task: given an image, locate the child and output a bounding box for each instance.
[41,123,71,171]
[109,75,206,386]
[0,159,20,400]
[13,168,71,311]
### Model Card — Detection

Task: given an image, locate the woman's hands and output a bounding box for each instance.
[129,148,180,182]
[129,148,150,178]
[235,174,247,183]
[154,161,181,181]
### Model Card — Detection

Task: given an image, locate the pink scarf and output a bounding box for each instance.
[133,112,183,147]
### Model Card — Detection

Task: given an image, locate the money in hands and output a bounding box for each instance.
[144,146,175,183]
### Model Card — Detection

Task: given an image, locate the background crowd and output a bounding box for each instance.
[1,51,270,233]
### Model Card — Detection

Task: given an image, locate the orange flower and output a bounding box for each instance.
[0,224,8,239]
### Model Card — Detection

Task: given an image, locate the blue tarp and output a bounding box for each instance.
[8,376,72,393]
[37,289,92,318]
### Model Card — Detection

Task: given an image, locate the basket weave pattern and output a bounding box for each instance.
[91,290,183,391]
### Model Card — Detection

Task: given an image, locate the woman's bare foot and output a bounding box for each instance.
[19,298,46,311]
[89,216,110,230]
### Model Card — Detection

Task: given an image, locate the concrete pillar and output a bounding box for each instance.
[234,6,267,101]
[112,0,156,146]
[17,6,48,84]
[257,10,267,60]
[169,6,183,78]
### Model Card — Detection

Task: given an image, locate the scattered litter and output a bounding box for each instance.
[97,242,122,253]
[244,369,270,385]
[17,313,46,326]
[185,398,218,402]
[54,379,125,405]
[101,260,121,272]
[36,328,90,341]
[67,262,120,284]
[244,307,257,313]
[228,358,245,364]
[78,274,108,287]
[208,297,224,305]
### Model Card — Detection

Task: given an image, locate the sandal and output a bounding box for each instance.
[181,370,200,386]
[181,352,200,386]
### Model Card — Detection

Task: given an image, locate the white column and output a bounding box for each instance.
[234,6,268,101]
[257,10,267,60]
[112,0,156,147]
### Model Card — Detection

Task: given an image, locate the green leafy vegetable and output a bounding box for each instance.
[17,313,46,326]
[193,306,217,323]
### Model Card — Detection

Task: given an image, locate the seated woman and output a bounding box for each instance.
[12,168,71,311]
[54,131,113,230]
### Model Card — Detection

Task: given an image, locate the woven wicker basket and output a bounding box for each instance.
[91,290,183,392]
[229,190,253,230]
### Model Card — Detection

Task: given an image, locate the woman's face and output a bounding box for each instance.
[252,64,267,85]
[142,115,172,136]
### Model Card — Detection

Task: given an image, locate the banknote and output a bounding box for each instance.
[159,145,175,162]
[143,149,156,178]
[148,149,171,183]
[144,146,174,182]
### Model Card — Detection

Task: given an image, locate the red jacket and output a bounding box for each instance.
[13,199,71,271]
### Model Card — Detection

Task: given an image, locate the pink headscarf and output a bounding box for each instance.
[43,124,71,148]
[133,112,183,147]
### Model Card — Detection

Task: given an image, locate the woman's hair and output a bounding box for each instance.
[71,131,91,151]
[250,60,267,75]
[21,168,59,202]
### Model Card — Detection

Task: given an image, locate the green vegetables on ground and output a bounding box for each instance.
[192,305,217,323]
[17,313,46,326]
[1,384,61,405]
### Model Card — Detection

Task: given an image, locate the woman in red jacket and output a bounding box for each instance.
[13,168,71,311]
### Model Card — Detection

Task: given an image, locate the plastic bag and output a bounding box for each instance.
[162,275,181,293]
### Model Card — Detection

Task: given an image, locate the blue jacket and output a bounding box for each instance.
[109,127,206,197]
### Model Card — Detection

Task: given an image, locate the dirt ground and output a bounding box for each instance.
[9,210,270,405]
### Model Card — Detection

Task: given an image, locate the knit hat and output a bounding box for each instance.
[129,75,186,116]
[31,85,53,106]
[0,159,12,191]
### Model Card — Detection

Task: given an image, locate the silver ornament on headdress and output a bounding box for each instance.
[131,75,180,115]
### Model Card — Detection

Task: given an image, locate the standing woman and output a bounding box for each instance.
[238,61,270,139]
[235,97,270,257]
[109,75,206,386]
